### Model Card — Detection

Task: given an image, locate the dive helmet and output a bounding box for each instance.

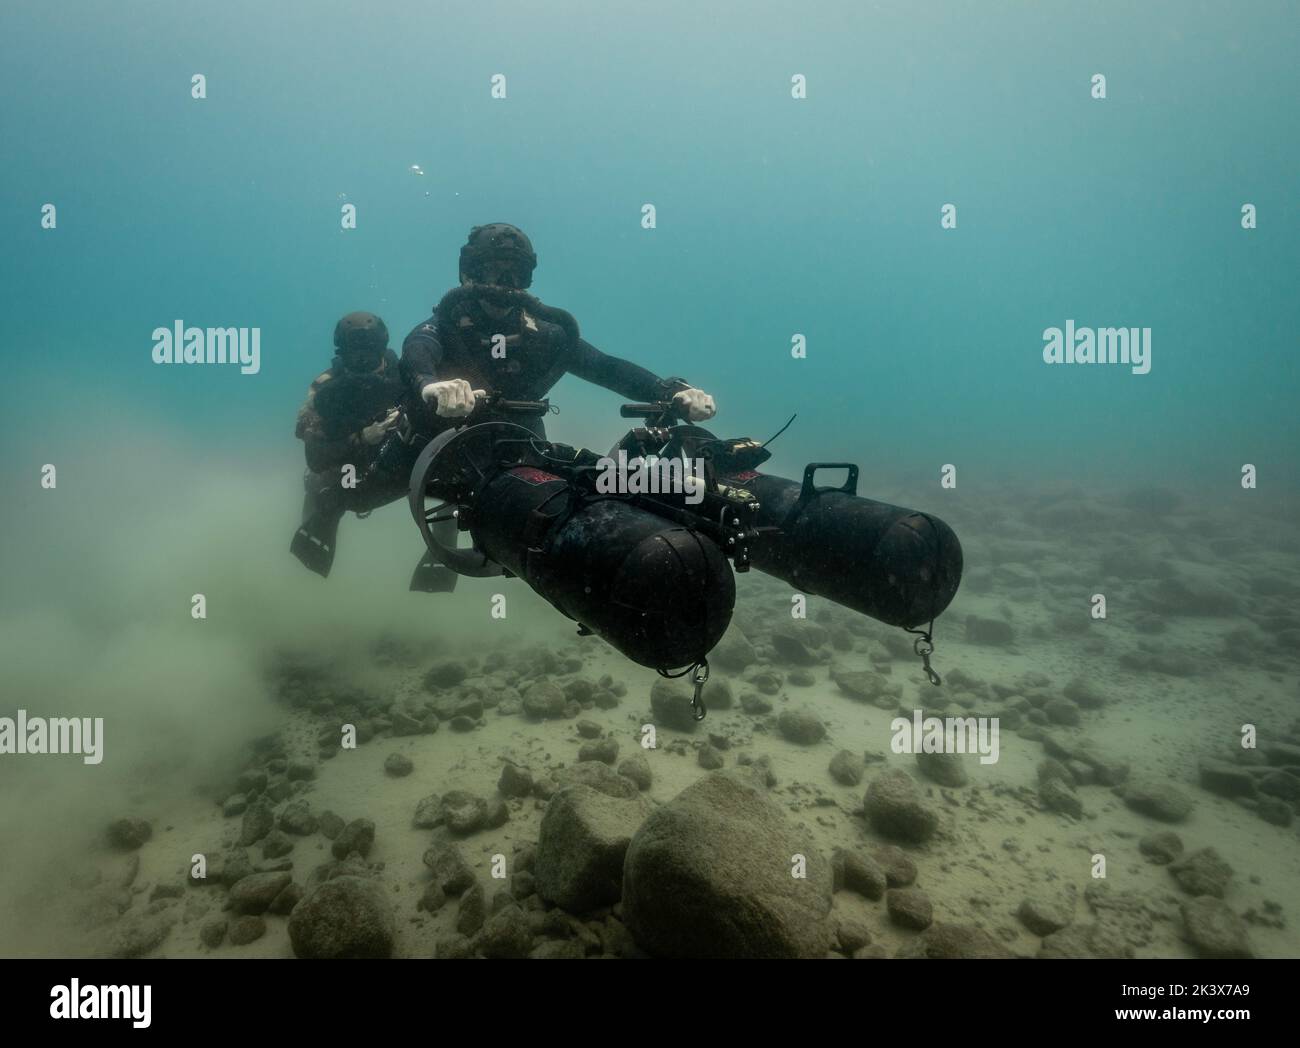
[459,223,537,289]
[333,311,389,370]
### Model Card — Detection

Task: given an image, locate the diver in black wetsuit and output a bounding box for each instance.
[290,311,406,577]
[390,222,718,592]
[398,223,717,439]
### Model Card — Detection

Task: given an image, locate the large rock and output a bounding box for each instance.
[278,800,319,836]
[1071,743,1130,786]
[1063,678,1107,709]
[828,750,864,786]
[1198,759,1257,799]
[1168,847,1233,898]
[1139,831,1184,865]
[864,768,939,843]
[579,738,619,765]
[557,760,641,799]
[423,660,468,690]
[869,845,917,887]
[887,888,933,930]
[829,668,888,702]
[1262,741,1300,766]
[238,801,275,847]
[769,622,826,666]
[915,750,969,788]
[649,677,703,731]
[832,847,886,900]
[1259,770,1300,801]
[777,709,826,745]
[436,791,508,835]
[475,904,534,959]
[618,754,652,791]
[107,913,173,958]
[422,842,476,896]
[106,818,152,851]
[287,876,396,959]
[331,818,375,859]
[622,772,833,958]
[1017,895,1073,936]
[1119,782,1194,823]
[534,786,653,913]
[710,625,757,672]
[1181,897,1253,958]
[1040,778,1083,819]
[1043,698,1081,726]
[521,681,568,720]
[228,916,266,946]
[228,872,292,915]
[498,763,534,798]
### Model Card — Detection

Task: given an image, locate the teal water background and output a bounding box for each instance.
[2,0,1298,615]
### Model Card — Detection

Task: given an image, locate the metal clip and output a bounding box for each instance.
[914,635,941,687]
[690,660,709,721]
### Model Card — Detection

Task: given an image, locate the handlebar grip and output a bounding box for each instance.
[491,398,550,415]
[620,400,685,419]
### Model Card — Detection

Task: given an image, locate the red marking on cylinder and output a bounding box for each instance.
[510,466,562,485]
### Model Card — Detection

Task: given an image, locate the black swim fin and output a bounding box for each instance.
[409,552,458,593]
[291,513,340,578]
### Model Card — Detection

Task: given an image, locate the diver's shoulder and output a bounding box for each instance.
[403,315,441,344]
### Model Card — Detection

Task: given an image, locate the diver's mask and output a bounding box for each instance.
[332,311,390,372]
[338,344,384,373]
[462,253,534,290]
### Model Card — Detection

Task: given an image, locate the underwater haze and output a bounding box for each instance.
[1,0,1299,961]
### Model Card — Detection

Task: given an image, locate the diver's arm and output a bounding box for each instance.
[296,405,364,472]
[294,376,367,472]
[568,338,690,402]
[402,321,485,416]
[399,319,446,399]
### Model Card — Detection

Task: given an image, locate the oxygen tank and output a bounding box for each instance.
[722,465,962,630]
[461,463,734,670]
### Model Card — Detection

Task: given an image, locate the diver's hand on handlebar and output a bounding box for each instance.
[422,379,486,418]
[621,387,717,423]
[672,387,716,422]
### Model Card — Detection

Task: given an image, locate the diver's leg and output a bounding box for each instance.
[290,472,344,577]
[409,510,461,593]
[409,548,459,593]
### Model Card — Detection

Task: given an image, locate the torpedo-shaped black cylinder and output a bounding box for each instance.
[469,465,735,669]
[728,470,962,629]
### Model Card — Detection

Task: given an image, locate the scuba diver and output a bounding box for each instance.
[388,223,719,591]
[290,311,407,576]
[398,223,717,438]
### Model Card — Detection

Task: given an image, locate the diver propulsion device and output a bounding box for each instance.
[408,401,963,718]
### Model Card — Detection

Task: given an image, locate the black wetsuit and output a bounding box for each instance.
[399,290,686,440]
[290,347,406,577]
[295,348,405,475]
